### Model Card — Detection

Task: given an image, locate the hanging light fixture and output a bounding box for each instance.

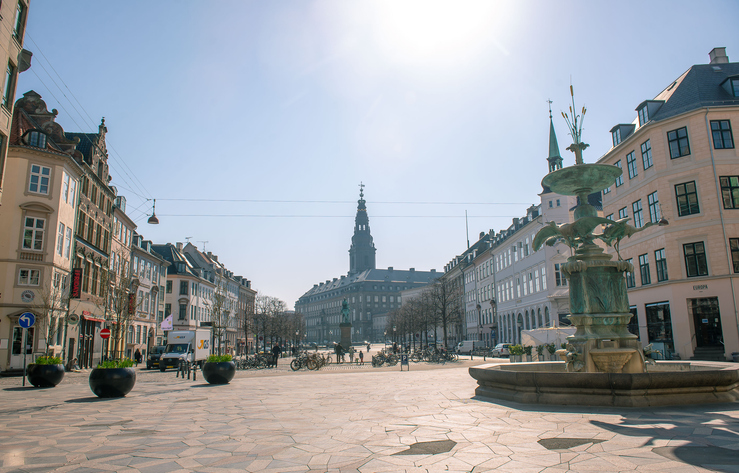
[147,199,159,225]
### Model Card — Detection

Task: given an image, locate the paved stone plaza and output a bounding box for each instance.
[1,360,738,473]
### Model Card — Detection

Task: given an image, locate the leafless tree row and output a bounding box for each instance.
[385,278,464,350]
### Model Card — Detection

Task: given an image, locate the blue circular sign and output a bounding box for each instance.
[19,312,35,328]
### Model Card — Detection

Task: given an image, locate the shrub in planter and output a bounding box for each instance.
[523,345,533,362]
[509,344,524,362]
[546,343,557,360]
[89,359,136,398]
[27,356,65,388]
[536,345,544,361]
[202,354,235,385]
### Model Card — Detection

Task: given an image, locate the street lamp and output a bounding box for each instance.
[384,330,387,350]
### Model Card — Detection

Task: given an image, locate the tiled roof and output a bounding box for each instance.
[651,62,739,122]
[65,132,98,161]
[298,268,440,299]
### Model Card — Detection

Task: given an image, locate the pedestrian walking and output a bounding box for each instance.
[134,349,142,366]
[359,351,364,365]
[272,344,282,367]
[367,343,370,352]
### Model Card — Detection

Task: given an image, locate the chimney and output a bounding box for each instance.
[513,217,520,227]
[176,242,183,251]
[430,269,436,272]
[409,268,415,272]
[479,231,485,240]
[709,47,729,64]
[388,267,393,271]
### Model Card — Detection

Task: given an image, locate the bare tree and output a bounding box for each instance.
[103,270,144,360]
[31,272,71,356]
[204,281,230,355]
[426,277,463,349]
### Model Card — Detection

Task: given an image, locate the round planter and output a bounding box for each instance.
[89,367,136,398]
[202,361,236,384]
[26,363,65,388]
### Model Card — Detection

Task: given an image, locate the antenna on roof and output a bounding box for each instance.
[185,236,192,243]
[465,210,470,249]
[198,241,209,251]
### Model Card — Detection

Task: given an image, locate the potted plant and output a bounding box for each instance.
[536,345,544,361]
[89,359,136,398]
[202,354,235,384]
[523,345,533,362]
[27,356,65,388]
[547,343,557,360]
[509,344,524,363]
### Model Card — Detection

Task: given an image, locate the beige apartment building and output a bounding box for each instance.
[0,0,30,205]
[0,91,82,373]
[598,48,739,361]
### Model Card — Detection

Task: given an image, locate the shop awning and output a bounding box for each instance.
[82,314,105,323]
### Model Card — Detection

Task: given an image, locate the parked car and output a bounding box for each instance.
[455,340,485,355]
[492,343,512,357]
[146,346,167,369]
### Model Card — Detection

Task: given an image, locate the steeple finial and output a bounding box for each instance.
[359,181,365,199]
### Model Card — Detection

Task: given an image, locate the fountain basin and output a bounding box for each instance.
[469,361,739,407]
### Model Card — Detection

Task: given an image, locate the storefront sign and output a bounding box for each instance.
[693,284,708,290]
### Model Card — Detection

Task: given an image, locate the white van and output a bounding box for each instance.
[455,340,484,354]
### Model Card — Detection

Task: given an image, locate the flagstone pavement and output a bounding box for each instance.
[1,360,738,473]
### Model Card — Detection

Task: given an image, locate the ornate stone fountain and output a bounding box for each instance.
[469,90,739,406]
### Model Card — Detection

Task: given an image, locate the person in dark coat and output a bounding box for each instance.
[272,344,282,367]
[134,349,142,366]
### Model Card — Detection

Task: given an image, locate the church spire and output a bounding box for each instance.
[547,100,563,173]
[349,182,376,274]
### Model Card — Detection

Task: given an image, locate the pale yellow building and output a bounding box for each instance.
[598,48,739,361]
[0,0,30,205]
[0,91,82,373]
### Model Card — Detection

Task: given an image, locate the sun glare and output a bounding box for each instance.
[372,0,502,67]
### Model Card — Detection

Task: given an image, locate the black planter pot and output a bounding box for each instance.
[202,361,236,384]
[89,367,136,398]
[26,363,65,388]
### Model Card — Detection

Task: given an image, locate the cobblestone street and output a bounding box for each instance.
[1,360,738,473]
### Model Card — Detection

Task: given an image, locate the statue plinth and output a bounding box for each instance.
[340,323,352,352]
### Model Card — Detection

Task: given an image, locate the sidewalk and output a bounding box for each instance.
[1,361,738,472]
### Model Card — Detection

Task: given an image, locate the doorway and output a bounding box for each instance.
[690,298,723,347]
[9,326,34,370]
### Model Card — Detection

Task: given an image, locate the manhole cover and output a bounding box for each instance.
[538,438,605,450]
[393,440,456,455]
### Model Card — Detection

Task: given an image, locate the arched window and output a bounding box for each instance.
[538,308,543,327]
[544,307,550,326]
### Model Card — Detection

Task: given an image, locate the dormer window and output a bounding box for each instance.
[638,106,649,126]
[721,77,739,97]
[610,124,636,147]
[25,131,47,148]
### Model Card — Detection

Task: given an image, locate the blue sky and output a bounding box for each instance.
[19,0,738,308]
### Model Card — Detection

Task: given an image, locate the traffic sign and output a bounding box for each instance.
[100,328,111,339]
[19,312,35,328]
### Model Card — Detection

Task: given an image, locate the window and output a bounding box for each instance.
[603,186,611,194]
[2,61,15,109]
[612,128,621,147]
[179,280,188,295]
[554,264,567,286]
[625,259,636,288]
[667,127,690,158]
[614,160,623,187]
[64,227,72,259]
[720,176,739,209]
[22,216,45,250]
[29,164,51,194]
[179,303,187,320]
[641,139,653,169]
[56,223,65,257]
[683,242,708,277]
[18,268,40,286]
[730,239,739,273]
[632,200,644,228]
[647,191,660,223]
[638,254,651,285]
[655,248,668,282]
[606,213,614,220]
[711,120,734,149]
[626,151,638,179]
[675,181,700,216]
[618,207,628,219]
[13,2,26,40]
[638,106,649,126]
[26,131,47,148]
